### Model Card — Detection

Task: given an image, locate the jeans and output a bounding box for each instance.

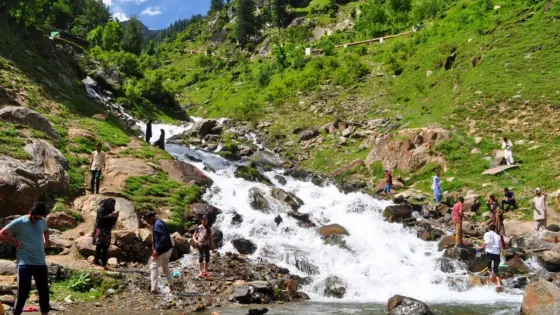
[199,245,211,263]
[434,190,442,203]
[90,169,101,193]
[384,184,392,195]
[501,199,516,209]
[486,253,501,276]
[150,248,173,292]
[94,244,109,266]
[14,265,49,315]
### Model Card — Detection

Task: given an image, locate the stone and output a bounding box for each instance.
[483,164,519,176]
[171,232,190,260]
[231,213,243,225]
[188,119,218,138]
[542,251,560,272]
[247,308,269,315]
[435,257,455,273]
[93,67,121,91]
[250,151,287,168]
[189,203,222,226]
[101,158,156,195]
[212,227,223,248]
[387,295,433,315]
[0,260,16,276]
[232,238,257,255]
[248,281,273,294]
[0,106,60,140]
[383,205,414,223]
[248,188,270,212]
[138,229,153,246]
[112,230,137,244]
[324,276,347,298]
[234,165,272,185]
[46,212,77,230]
[107,258,118,268]
[160,160,213,187]
[299,129,318,141]
[505,257,529,274]
[462,197,480,213]
[474,137,482,144]
[331,159,364,177]
[271,188,304,211]
[75,236,122,258]
[443,247,486,272]
[547,224,560,232]
[273,175,287,186]
[520,278,560,315]
[470,148,480,154]
[231,285,251,304]
[287,211,315,228]
[87,256,95,265]
[317,224,349,237]
[274,215,282,226]
[535,268,552,281]
[92,114,108,120]
[0,139,68,215]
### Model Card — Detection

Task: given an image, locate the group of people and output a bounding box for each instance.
[0,200,216,314]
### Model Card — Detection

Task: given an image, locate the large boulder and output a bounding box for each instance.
[93,67,121,91]
[0,106,60,140]
[383,205,414,223]
[0,139,68,215]
[541,250,560,272]
[189,203,222,226]
[75,236,122,258]
[249,187,270,213]
[443,247,486,272]
[0,260,16,275]
[160,160,213,187]
[73,195,140,230]
[287,211,315,228]
[520,278,560,315]
[324,276,347,298]
[271,188,304,211]
[101,158,156,195]
[46,212,77,230]
[250,151,288,169]
[188,119,218,138]
[232,238,257,255]
[212,227,224,248]
[171,232,191,261]
[299,129,318,141]
[387,295,434,315]
[234,165,272,185]
[318,224,349,237]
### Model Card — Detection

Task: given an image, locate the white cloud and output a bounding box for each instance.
[141,6,163,16]
[113,11,130,21]
[103,0,112,5]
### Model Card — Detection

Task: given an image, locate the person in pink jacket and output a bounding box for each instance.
[452,197,464,247]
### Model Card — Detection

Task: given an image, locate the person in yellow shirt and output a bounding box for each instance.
[90,143,106,194]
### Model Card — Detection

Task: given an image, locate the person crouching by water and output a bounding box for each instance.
[193,215,214,278]
[93,198,118,269]
[0,202,50,315]
[477,224,504,293]
[142,213,174,294]
[154,129,165,150]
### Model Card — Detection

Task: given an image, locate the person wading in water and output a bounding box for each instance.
[93,198,118,269]
[192,215,215,278]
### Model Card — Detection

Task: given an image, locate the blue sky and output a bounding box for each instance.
[103,0,211,30]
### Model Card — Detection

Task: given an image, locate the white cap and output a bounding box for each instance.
[535,188,541,192]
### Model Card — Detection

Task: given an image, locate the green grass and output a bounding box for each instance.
[51,200,84,223]
[50,272,120,303]
[0,122,31,159]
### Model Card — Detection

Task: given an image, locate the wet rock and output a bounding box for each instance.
[520,278,560,315]
[435,257,456,273]
[250,151,287,169]
[231,213,243,226]
[299,129,318,141]
[93,67,121,91]
[232,238,257,255]
[273,175,287,186]
[160,160,213,187]
[0,139,68,215]
[171,232,191,261]
[271,188,304,211]
[212,227,224,248]
[293,255,319,275]
[248,188,270,212]
[443,247,486,272]
[542,251,560,272]
[231,285,251,304]
[438,235,456,251]
[535,268,553,281]
[189,203,222,226]
[287,211,315,228]
[547,224,560,232]
[188,119,218,138]
[46,212,77,231]
[324,276,347,298]
[0,106,60,140]
[417,222,444,241]
[248,281,273,295]
[387,295,433,315]
[383,205,414,223]
[317,224,349,237]
[247,308,269,315]
[274,215,282,226]
[234,165,272,185]
[505,257,529,274]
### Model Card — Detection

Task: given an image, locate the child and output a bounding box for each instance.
[192,215,215,277]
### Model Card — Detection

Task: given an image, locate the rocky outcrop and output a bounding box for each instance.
[171,232,191,261]
[189,203,222,227]
[542,250,560,272]
[112,229,152,262]
[93,67,121,91]
[0,106,60,140]
[383,205,417,223]
[387,295,434,315]
[249,188,270,212]
[75,235,122,258]
[443,247,486,272]
[188,119,218,138]
[520,278,560,315]
[232,238,257,255]
[271,188,304,211]
[46,212,77,230]
[0,139,68,215]
[73,195,140,230]
[101,158,156,195]
[160,160,213,187]
[324,276,347,298]
[365,128,449,173]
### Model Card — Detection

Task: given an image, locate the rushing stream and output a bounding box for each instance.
[84,81,526,314]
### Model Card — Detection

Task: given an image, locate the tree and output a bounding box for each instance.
[209,0,224,14]
[72,0,110,37]
[47,0,73,29]
[87,25,103,46]
[272,0,289,30]
[234,0,256,47]
[122,16,143,55]
[102,20,123,51]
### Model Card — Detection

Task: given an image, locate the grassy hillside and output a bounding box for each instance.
[147,0,560,210]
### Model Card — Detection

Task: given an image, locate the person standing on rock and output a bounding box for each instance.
[193,215,214,278]
[90,143,106,194]
[477,224,504,293]
[502,137,514,165]
[0,202,50,315]
[93,198,118,269]
[146,119,153,143]
[487,194,506,249]
[452,197,464,247]
[143,213,174,294]
[154,129,165,150]
[384,170,393,198]
[533,188,547,231]
[432,171,443,203]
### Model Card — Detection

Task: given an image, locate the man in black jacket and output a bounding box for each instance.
[143,213,174,294]
[93,198,118,268]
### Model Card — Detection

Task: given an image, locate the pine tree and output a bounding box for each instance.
[122,16,143,55]
[209,0,224,14]
[71,0,110,37]
[234,0,256,47]
[102,20,122,51]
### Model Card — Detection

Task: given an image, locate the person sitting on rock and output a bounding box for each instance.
[93,198,118,269]
[384,170,393,197]
[501,188,517,210]
[533,188,547,231]
[477,224,504,292]
[432,170,443,203]
[143,212,174,294]
[193,215,214,278]
[154,129,165,150]
[90,143,106,194]
[451,197,464,247]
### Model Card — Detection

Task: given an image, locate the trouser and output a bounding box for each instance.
[434,190,442,203]
[384,184,392,195]
[146,134,151,143]
[94,244,109,266]
[14,265,49,315]
[150,248,173,292]
[501,199,516,209]
[199,245,211,264]
[454,221,462,245]
[534,219,547,231]
[90,169,102,193]
[504,151,514,165]
[486,253,500,276]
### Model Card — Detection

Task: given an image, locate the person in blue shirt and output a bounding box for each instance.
[501,188,517,210]
[143,212,174,294]
[0,202,50,315]
[432,170,443,203]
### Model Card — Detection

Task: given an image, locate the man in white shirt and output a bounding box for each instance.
[533,188,547,231]
[90,143,106,194]
[477,224,503,292]
[502,137,514,165]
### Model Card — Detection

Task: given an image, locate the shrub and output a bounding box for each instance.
[68,272,93,292]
